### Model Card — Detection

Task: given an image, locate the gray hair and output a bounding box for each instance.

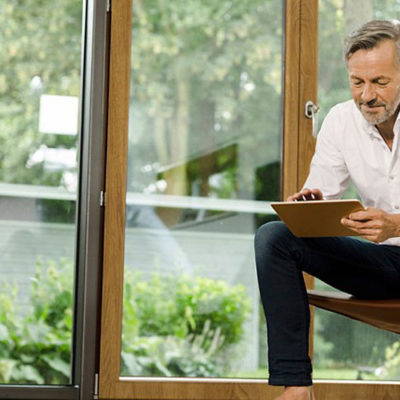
[344,19,400,64]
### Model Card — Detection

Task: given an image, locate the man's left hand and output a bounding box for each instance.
[341,207,400,243]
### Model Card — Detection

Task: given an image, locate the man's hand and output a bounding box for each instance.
[287,188,323,202]
[341,207,400,243]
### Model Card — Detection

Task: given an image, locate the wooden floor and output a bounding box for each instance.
[98,380,400,400]
[314,381,400,400]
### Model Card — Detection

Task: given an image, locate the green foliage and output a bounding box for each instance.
[121,322,224,377]
[313,308,398,369]
[123,272,251,344]
[0,259,73,384]
[37,199,76,223]
[0,260,250,383]
[313,311,334,368]
[121,271,251,376]
[383,341,400,379]
[0,0,81,186]
[0,0,82,223]
[175,275,250,345]
[127,0,283,200]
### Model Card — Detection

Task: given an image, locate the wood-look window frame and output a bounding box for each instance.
[98,0,400,399]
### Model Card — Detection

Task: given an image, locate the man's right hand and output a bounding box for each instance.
[286,188,323,202]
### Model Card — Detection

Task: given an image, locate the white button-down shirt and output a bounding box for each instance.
[303,99,400,246]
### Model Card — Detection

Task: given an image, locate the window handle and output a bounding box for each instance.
[305,100,320,138]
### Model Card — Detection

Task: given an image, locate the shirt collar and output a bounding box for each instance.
[393,113,400,137]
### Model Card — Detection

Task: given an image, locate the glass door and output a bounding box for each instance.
[121,0,283,380]
[99,0,318,398]
[0,0,84,393]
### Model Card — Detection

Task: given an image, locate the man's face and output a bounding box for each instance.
[347,39,400,126]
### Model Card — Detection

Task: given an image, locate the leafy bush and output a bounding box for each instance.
[0,261,251,383]
[121,271,251,377]
[123,272,250,343]
[0,259,72,384]
[314,308,398,368]
[121,322,224,377]
[383,341,400,379]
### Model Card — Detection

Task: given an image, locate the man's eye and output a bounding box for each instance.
[377,81,389,87]
[352,81,363,87]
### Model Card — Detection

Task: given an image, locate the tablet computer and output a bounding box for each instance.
[270,199,365,237]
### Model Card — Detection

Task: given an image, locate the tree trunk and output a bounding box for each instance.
[344,0,373,36]
[157,72,190,226]
[198,100,216,197]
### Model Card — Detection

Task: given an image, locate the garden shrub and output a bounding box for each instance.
[0,259,72,384]
[121,271,251,376]
[383,341,400,379]
[0,261,251,383]
[315,309,398,368]
[121,322,224,377]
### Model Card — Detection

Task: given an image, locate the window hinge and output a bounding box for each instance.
[100,191,106,207]
[107,0,111,12]
[93,372,99,399]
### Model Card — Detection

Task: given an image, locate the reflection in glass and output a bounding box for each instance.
[0,0,82,385]
[315,0,400,381]
[121,1,283,378]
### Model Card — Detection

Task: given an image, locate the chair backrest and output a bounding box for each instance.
[307,289,400,334]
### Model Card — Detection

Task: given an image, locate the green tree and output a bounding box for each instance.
[0,0,82,186]
[127,0,283,208]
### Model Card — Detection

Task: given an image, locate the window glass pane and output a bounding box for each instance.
[121,0,283,378]
[0,0,83,385]
[315,0,400,381]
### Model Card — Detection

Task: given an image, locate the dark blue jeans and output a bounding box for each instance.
[254,221,400,386]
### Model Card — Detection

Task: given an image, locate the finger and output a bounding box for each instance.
[343,221,379,233]
[341,217,362,227]
[299,188,319,201]
[348,208,381,221]
[311,189,323,200]
[357,228,380,235]
[303,192,316,200]
[347,212,373,221]
[288,188,322,202]
[300,189,312,200]
[292,191,307,201]
[341,218,378,229]
[341,218,375,231]
[347,227,380,238]
[287,193,302,201]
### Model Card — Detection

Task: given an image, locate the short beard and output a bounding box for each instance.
[360,106,395,125]
[358,92,400,125]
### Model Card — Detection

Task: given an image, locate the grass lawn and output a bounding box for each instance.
[229,368,377,381]
[313,368,370,380]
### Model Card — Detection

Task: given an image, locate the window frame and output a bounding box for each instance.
[98,0,400,399]
[98,0,314,399]
[0,0,108,398]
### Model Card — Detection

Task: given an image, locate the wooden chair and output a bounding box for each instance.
[307,289,400,334]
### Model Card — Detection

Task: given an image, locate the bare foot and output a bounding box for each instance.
[274,386,315,400]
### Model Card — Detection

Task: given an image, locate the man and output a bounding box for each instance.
[255,19,400,400]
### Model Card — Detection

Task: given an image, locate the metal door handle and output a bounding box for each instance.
[305,100,320,138]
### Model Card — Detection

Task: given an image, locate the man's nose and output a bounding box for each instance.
[361,84,376,103]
